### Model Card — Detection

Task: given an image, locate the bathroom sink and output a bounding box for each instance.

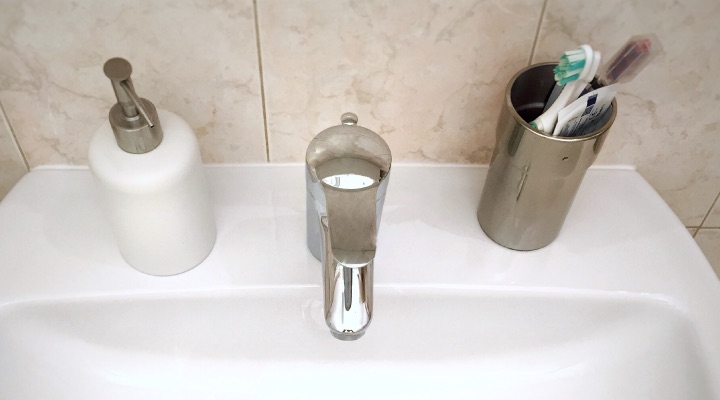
[0,165,719,399]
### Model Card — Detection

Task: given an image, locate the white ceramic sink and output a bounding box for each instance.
[0,165,719,399]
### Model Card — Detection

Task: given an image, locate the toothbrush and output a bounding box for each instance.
[596,33,662,87]
[530,45,601,135]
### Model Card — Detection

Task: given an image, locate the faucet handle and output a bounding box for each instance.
[306,112,392,181]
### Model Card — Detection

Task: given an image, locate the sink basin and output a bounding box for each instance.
[0,289,711,398]
[0,165,719,398]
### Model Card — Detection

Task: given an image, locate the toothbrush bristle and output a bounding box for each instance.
[558,73,580,85]
[558,59,586,71]
[553,47,589,85]
[554,65,584,80]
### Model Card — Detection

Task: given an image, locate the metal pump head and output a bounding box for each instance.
[103,57,163,154]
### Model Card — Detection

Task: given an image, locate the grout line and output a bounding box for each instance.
[695,227,720,240]
[0,100,31,171]
[527,0,549,66]
[252,0,270,162]
[696,190,720,233]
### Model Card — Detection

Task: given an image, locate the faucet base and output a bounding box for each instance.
[330,330,365,341]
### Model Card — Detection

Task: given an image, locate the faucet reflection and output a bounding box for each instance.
[305,112,392,340]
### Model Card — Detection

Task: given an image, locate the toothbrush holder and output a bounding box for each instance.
[477,62,617,251]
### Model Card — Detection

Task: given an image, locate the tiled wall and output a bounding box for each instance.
[0,103,27,199]
[0,0,718,266]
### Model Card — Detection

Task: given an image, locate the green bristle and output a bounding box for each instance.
[559,59,585,71]
[554,68,582,83]
[553,48,587,85]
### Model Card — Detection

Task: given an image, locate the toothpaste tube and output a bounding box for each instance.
[552,84,618,137]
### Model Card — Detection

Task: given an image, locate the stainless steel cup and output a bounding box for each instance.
[477,63,617,251]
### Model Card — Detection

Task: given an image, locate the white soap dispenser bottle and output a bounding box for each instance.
[89,57,216,276]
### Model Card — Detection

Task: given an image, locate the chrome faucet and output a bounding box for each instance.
[306,112,392,341]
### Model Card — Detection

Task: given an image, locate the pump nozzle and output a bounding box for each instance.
[103,57,163,154]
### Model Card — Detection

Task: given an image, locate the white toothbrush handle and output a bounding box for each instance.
[532,80,586,134]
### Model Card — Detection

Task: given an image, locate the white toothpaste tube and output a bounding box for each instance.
[552,84,618,137]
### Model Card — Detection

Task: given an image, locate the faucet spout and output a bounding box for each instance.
[320,216,374,340]
[319,182,379,340]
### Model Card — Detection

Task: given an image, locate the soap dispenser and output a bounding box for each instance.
[89,57,216,276]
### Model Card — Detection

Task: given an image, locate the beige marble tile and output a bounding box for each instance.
[0,0,266,166]
[704,192,720,228]
[696,229,720,277]
[258,0,544,162]
[688,227,698,237]
[534,0,720,226]
[0,102,27,199]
